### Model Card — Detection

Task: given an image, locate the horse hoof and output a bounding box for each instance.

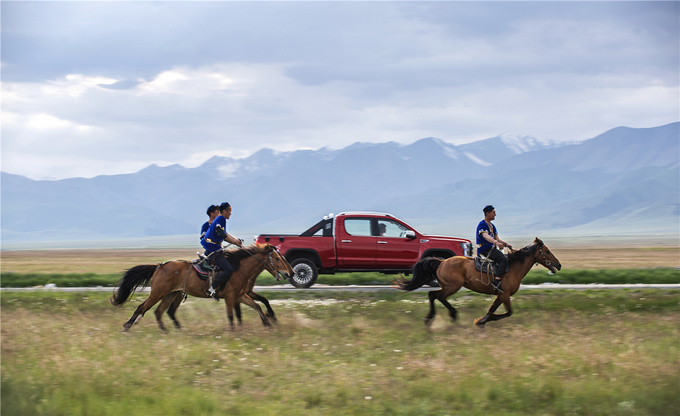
[423,317,434,327]
[474,318,486,327]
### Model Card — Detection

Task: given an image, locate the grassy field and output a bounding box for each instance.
[2,289,679,415]
[1,246,679,287]
[2,246,679,274]
[2,246,679,415]
[2,267,680,288]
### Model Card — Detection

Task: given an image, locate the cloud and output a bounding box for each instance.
[1,1,678,180]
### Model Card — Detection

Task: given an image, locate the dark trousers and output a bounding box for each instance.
[210,252,235,291]
[483,246,509,279]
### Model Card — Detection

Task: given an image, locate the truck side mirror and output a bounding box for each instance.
[405,231,416,239]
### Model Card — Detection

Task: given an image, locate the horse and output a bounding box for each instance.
[152,265,285,329]
[395,238,561,327]
[110,243,294,332]
[160,249,286,328]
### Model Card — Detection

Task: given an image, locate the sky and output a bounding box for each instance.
[1,1,678,180]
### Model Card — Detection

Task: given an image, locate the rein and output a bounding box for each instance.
[224,244,282,281]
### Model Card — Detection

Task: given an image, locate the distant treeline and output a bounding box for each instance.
[1,268,679,288]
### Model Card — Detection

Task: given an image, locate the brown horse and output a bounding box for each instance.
[160,248,287,328]
[110,243,294,331]
[395,238,561,326]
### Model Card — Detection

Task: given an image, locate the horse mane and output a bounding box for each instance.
[507,243,538,265]
[223,243,272,271]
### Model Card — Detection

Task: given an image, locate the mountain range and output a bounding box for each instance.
[1,122,678,248]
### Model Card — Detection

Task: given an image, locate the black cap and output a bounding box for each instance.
[206,205,219,216]
[483,205,495,213]
[219,202,231,211]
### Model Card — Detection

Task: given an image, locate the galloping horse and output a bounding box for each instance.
[395,238,561,326]
[110,243,294,331]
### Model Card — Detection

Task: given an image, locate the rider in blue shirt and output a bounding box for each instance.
[200,205,219,241]
[476,205,512,293]
[201,202,243,300]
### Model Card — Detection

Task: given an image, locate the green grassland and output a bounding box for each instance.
[1,267,679,288]
[2,289,678,415]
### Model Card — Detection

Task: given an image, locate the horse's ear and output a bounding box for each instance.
[534,237,544,247]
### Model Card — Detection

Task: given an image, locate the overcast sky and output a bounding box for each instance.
[2,1,678,180]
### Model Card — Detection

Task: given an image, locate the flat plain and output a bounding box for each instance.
[2,244,679,415]
[2,245,679,274]
[2,289,679,416]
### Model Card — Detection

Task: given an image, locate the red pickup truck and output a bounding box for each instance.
[256,212,472,288]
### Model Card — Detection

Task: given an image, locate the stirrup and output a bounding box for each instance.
[492,279,504,293]
[206,288,220,301]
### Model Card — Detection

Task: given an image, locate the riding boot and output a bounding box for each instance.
[210,255,233,301]
[492,278,504,293]
[206,286,220,301]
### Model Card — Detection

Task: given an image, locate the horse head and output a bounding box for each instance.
[258,243,294,281]
[533,237,562,274]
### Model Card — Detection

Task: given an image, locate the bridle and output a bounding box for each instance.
[533,245,554,270]
[227,244,288,281]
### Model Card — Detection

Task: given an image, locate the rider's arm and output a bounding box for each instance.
[482,231,498,246]
[497,236,512,249]
[225,233,243,247]
[483,231,508,249]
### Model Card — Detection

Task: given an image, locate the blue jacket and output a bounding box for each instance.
[200,221,210,241]
[201,215,227,254]
[476,220,497,256]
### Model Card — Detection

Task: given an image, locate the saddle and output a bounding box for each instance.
[191,254,220,281]
[474,254,498,276]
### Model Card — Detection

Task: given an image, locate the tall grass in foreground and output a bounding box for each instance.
[2,290,678,415]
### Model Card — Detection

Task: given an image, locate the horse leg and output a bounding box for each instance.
[154,292,181,332]
[485,294,513,324]
[224,297,236,330]
[122,291,165,332]
[437,286,462,324]
[166,293,184,329]
[123,303,146,331]
[239,294,272,328]
[474,294,512,326]
[234,302,243,327]
[424,290,441,326]
[250,291,277,323]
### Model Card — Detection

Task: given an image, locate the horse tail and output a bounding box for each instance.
[394,257,442,292]
[110,264,158,306]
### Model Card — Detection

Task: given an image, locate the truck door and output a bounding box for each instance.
[375,219,420,268]
[337,217,377,267]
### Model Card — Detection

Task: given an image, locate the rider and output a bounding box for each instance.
[476,205,512,293]
[200,204,219,241]
[201,202,243,300]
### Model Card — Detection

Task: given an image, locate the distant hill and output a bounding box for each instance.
[1,122,678,247]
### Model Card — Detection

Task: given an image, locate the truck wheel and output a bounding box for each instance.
[290,258,318,288]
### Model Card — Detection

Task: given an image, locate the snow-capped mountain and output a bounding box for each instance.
[1,122,677,246]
